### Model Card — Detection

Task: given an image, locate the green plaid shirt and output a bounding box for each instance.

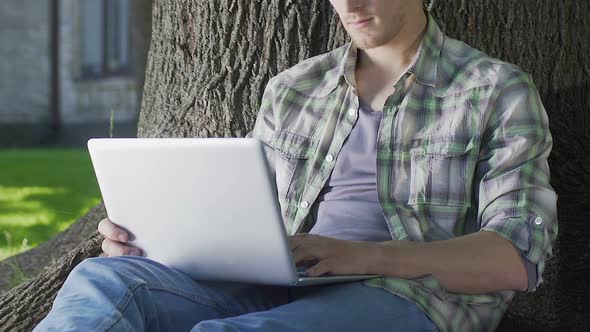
[248,13,557,332]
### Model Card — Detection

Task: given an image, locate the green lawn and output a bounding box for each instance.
[0,149,102,261]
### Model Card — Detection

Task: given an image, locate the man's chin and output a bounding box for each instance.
[351,38,385,50]
[348,33,388,50]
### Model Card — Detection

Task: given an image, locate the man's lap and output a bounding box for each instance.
[201,281,439,332]
[36,256,437,331]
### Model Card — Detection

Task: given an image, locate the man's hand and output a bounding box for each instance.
[98,218,142,257]
[288,233,380,277]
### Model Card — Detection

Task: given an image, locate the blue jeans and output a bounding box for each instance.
[35,256,438,331]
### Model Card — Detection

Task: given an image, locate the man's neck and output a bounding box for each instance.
[356,11,428,81]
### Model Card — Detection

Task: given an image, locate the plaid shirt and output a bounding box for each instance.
[247,13,557,332]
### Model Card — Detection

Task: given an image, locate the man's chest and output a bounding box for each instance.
[355,72,398,112]
[269,83,493,236]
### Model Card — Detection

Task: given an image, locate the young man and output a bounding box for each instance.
[36,0,557,331]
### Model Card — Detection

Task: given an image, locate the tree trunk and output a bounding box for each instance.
[1,1,588,331]
[130,0,154,116]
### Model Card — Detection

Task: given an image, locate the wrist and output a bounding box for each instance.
[371,240,424,278]
[365,241,401,276]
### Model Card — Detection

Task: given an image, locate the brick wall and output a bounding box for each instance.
[0,0,51,123]
[60,0,139,125]
[0,0,140,126]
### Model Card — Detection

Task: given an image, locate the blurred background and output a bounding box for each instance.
[0,0,152,260]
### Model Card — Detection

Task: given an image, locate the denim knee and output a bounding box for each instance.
[191,320,233,332]
[65,256,150,293]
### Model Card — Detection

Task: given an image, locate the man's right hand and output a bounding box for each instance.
[98,218,142,257]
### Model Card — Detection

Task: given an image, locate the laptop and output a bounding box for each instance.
[87,137,381,286]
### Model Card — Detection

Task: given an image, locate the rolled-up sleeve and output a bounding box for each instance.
[477,70,558,291]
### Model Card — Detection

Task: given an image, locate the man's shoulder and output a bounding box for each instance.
[269,43,349,97]
[437,35,530,95]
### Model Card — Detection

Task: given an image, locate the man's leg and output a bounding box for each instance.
[34,256,289,332]
[192,281,438,332]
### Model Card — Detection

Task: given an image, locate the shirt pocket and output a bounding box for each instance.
[408,137,477,207]
[270,130,317,202]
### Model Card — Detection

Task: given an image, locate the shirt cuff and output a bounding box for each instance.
[480,213,553,291]
[519,254,538,292]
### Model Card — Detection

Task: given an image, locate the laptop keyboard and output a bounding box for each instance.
[296,266,311,278]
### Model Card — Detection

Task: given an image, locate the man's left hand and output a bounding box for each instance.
[288,233,380,277]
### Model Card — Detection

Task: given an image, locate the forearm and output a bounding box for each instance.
[370,231,528,294]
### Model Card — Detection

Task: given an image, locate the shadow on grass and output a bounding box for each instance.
[0,149,102,259]
[0,188,101,247]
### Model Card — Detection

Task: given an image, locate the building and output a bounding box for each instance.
[0,0,151,147]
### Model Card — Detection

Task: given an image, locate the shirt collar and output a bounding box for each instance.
[338,12,443,89]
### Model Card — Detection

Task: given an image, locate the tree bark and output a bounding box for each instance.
[130,0,153,116]
[136,0,347,139]
[1,0,589,331]
[0,204,105,292]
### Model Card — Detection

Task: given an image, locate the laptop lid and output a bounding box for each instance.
[88,137,299,285]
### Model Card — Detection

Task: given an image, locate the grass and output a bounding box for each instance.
[0,149,102,261]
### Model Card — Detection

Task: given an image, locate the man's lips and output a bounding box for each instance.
[348,17,374,28]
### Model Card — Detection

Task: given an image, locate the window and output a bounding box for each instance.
[81,0,131,78]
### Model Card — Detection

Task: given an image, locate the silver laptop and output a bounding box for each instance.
[87,138,381,286]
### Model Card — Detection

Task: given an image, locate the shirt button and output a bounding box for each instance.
[300,201,309,209]
[348,108,356,117]
[534,217,543,225]
[325,154,334,162]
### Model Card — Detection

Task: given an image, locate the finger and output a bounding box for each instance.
[290,233,319,240]
[292,246,318,265]
[98,218,129,242]
[288,237,302,250]
[306,260,331,277]
[101,238,142,256]
[101,238,141,257]
[289,233,320,250]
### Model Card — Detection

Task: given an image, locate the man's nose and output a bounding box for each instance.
[342,0,366,13]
